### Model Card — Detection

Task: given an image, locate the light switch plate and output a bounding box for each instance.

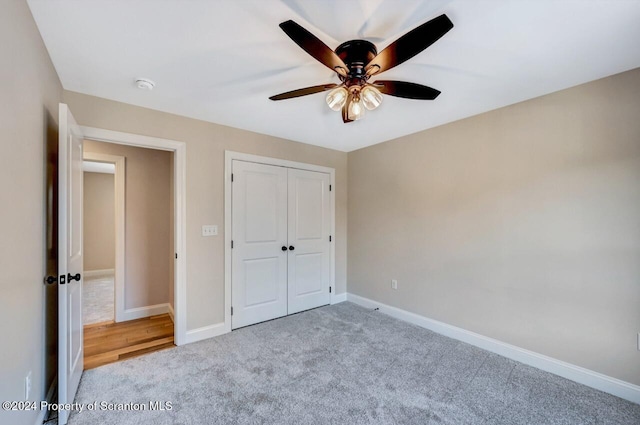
[202,225,217,236]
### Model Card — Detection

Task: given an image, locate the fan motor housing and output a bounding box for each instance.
[335,40,377,79]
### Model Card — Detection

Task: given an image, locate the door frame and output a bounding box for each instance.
[80,126,188,345]
[224,151,337,333]
[82,152,126,322]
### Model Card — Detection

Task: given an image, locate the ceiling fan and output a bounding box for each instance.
[269,14,454,123]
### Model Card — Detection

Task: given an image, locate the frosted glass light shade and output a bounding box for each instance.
[362,85,383,110]
[347,95,365,120]
[325,86,348,111]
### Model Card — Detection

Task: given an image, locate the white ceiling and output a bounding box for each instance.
[28,0,640,152]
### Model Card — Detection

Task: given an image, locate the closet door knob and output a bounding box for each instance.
[68,273,81,282]
[289,246,295,251]
[281,246,288,251]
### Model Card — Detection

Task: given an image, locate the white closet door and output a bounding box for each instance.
[287,168,331,314]
[232,161,288,329]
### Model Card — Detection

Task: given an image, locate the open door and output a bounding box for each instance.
[58,103,84,425]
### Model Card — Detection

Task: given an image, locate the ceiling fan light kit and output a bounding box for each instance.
[326,86,348,111]
[347,91,365,121]
[269,14,454,123]
[361,85,383,110]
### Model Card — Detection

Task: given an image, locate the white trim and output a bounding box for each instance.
[83,161,115,174]
[184,322,226,344]
[330,292,347,304]
[81,126,187,345]
[225,152,336,174]
[121,303,172,322]
[83,268,114,279]
[346,293,640,405]
[168,304,175,323]
[224,151,336,334]
[80,126,184,151]
[82,152,126,323]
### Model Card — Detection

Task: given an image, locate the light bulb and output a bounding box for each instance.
[325,86,348,111]
[347,94,365,121]
[361,85,382,110]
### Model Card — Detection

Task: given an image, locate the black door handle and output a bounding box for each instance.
[281,246,288,251]
[68,273,81,282]
[44,275,57,285]
[289,246,295,251]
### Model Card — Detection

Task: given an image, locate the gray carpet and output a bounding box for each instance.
[83,275,114,324]
[68,302,639,424]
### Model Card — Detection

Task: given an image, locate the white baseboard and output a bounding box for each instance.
[83,268,114,279]
[331,292,347,304]
[185,322,227,344]
[346,293,640,405]
[167,304,175,323]
[119,303,171,322]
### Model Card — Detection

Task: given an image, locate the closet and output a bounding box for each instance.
[231,159,332,329]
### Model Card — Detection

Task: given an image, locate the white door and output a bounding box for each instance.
[287,169,331,314]
[231,161,288,329]
[58,103,84,425]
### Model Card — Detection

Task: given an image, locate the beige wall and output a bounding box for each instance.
[83,172,115,271]
[348,68,640,386]
[83,141,173,310]
[63,90,348,330]
[0,1,63,425]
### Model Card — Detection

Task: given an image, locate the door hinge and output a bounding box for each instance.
[231,173,234,182]
[231,306,234,316]
[329,184,332,191]
[175,253,178,259]
[329,235,332,242]
[231,240,234,249]
[329,286,332,293]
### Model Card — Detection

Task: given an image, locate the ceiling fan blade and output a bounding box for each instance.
[373,80,441,100]
[279,20,348,75]
[269,83,337,101]
[365,14,453,75]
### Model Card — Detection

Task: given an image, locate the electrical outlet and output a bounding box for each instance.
[202,225,218,237]
[25,371,31,401]
[391,279,398,290]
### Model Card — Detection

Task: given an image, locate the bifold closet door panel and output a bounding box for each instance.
[287,168,331,314]
[231,161,288,329]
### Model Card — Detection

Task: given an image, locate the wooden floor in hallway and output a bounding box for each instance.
[84,314,175,370]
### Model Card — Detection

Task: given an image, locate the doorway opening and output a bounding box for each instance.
[81,141,176,369]
[82,160,116,325]
[55,106,187,424]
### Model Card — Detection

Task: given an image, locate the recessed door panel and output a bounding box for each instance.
[293,252,324,296]
[69,285,82,372]
[244,257,280,307]
[231,161,288,329]
[245,172,279,243]
[294,178,324,240]
[288,169,331,314]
